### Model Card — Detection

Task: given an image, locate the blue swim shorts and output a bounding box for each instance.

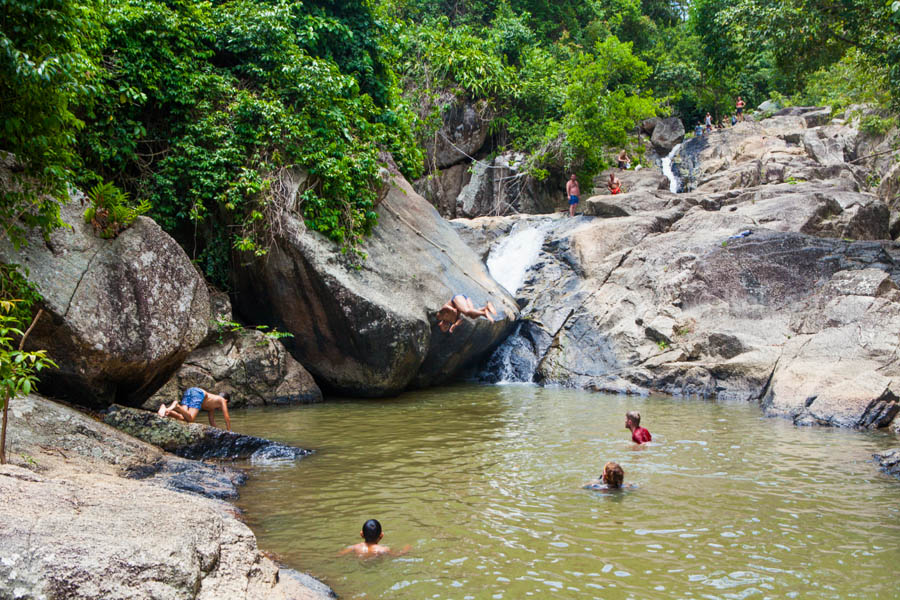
[181,387,204,410]
[569,195,579,205]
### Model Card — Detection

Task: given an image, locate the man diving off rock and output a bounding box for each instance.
[436,295,497,333]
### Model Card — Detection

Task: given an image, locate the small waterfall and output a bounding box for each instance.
[486,222,546,295]
[481,221,555,384]
[661,143,683,193]
[480,322,539,384]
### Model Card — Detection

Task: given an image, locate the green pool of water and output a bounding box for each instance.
[231,384,900,599]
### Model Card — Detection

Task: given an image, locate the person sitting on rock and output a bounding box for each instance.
[606,172,622,195]
[158,387,232,431]
[617,149,630,170]
[339,519,411,558]
[625,410,651,444]
[695,122,704,137]
[584,461,630,491]
[436,295,496,333]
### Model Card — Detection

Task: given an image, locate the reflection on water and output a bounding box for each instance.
[232,384,900,599]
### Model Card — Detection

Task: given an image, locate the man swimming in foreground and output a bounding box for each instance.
[339,519,411,558]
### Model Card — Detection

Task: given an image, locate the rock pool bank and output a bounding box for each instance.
[0,394,333,600]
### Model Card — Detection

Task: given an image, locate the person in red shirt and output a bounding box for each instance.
[625,410,651,443]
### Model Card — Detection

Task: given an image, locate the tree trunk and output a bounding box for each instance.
[0,390,8,465]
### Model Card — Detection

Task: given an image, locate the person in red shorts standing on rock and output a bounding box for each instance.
[625,410,652,443]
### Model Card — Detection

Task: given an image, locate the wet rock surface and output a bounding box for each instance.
[874,448,900,479]
[233,167,518,396]
[1,394,332,599]
[0,201,209,408]
[103,404,312,461]
[461,111,900,430]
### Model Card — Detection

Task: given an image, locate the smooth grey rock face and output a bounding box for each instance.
[457,159,494,217]
[651,116,686,154]
[0,202,209,408]
[757,99,781,113]
[459,113,899,429]
[1,394,332,600]
[232,171,518,397]
[144,327,322,411]
[414,162,472,218]
[641,116,663,135]
[425,102,490,170]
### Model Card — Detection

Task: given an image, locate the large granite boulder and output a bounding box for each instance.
[0,201,209,408]
[1,394,330,600]
[651,116,685,154]
[425,101,490,170]
[232,168,518,396]
[143,327,322,411]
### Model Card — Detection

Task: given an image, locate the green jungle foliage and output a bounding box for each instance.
[1,0,897,291]
[74,0,422,285]
[381,0,663,183]
[0,0,101,248]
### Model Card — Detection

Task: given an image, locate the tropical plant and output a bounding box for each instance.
[83,181,150,239]
[0,300,55,464]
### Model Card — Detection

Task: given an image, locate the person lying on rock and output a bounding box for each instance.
[607,172,622,195]
[339,519,411,558]
[158,387,232,431]
[584,461,633,491]
[436,295,497,333]
[625,410,651,444]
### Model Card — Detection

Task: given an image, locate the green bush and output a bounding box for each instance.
[83,181,150,239]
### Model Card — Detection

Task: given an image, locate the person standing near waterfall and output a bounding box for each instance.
[566,173,580,217]
[736,96,746,121]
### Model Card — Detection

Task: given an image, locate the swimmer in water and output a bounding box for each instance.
[436,295,497,333]
[625,410,651,444]
[339,519,411,558]
[584,461,627,491]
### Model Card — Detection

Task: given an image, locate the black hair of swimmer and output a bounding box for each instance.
[221,391,231,401]
[362,519,382,543]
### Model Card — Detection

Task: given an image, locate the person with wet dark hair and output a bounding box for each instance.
[583,461,631,491]
[340,519,411,557]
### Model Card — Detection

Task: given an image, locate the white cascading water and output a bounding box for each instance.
[483,221,552,383]
[661,142,683,193]
[486,222,546,295]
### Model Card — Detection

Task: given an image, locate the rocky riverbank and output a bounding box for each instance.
[0,394,333,599]
[460,109,900,432]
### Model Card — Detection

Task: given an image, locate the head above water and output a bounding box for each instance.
[221,391,231,402]
[603,462,624,488]
[362,519,383,543]
[625,410,641,428]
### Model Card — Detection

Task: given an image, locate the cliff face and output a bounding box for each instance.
[461,110,900,431]
[232,169,518,397]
